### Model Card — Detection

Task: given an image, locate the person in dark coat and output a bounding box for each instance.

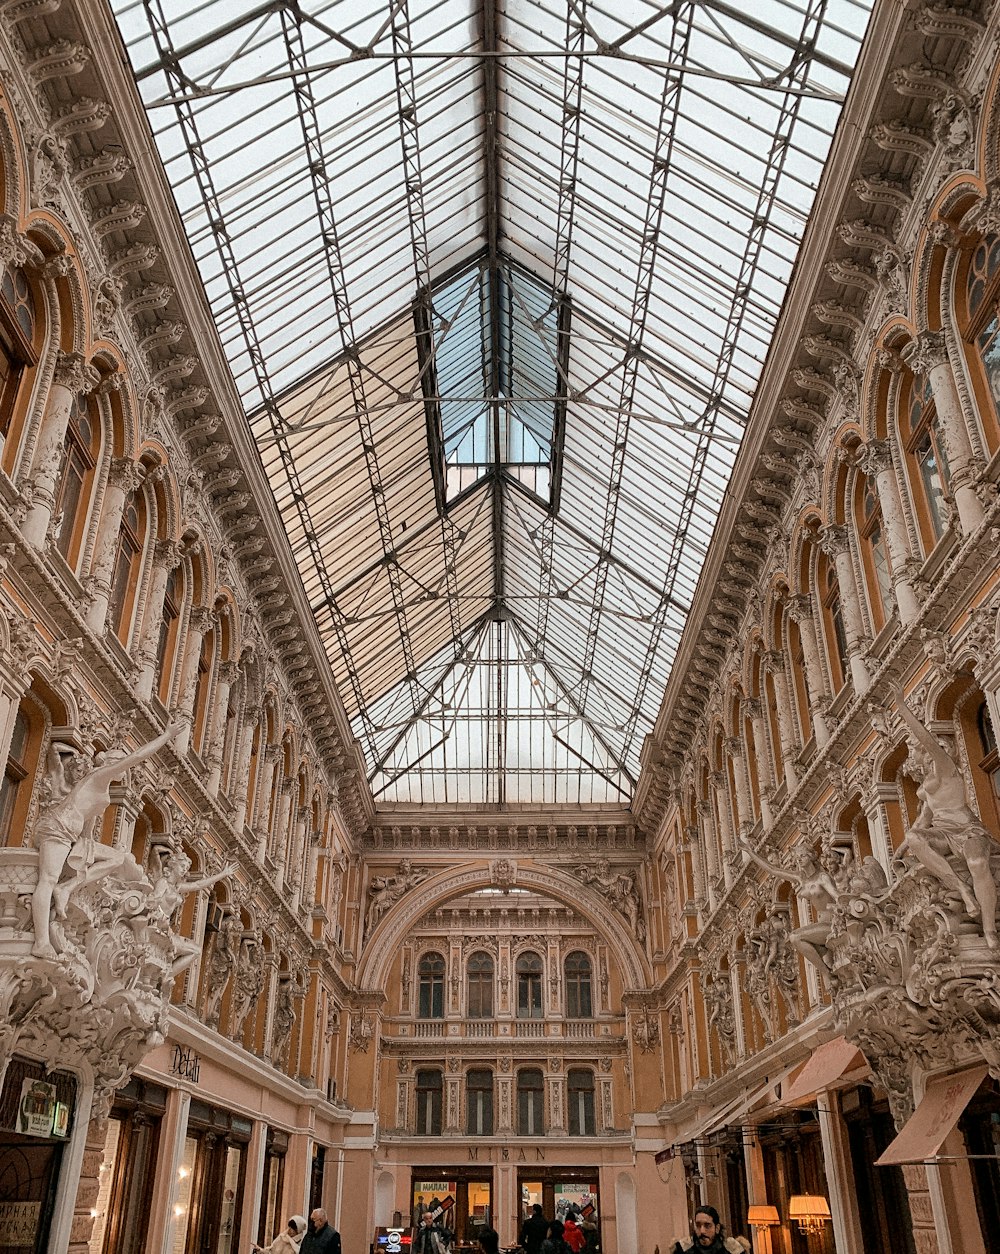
[671,1206,744,1254]
[520,1204,549,1254]
[299,1209,341,1254]
[477,1224,500,1254]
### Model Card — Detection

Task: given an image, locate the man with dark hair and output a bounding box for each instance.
[520,1204,549,1254]
[672,1205,745,1254]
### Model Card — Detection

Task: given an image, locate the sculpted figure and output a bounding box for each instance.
[738,836,839,971]
[147,848,236,977]
[271,978,297,1066]
[31,719,187,959]
[365,858,428,936]
[892,683,998,947]
[204,910,242,1028]
[580,858,646,941]
[230,929,266,1038]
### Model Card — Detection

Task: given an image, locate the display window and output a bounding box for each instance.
[0,1056,77,1254]
[256,1128,289,1249]
[88,1079,166,1254]
[171,1101,251,1254]
[518,1171,599,1250]
[410,1172,492,1247]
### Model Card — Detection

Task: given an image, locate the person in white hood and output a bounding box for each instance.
[254,1214,307,1253]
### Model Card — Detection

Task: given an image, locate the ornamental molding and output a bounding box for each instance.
[363,818,639,852]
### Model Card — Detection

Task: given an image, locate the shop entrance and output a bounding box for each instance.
[517,1171,599,1249]
[174,1101,251,1254]
[411,1171,493,1247]
[0,1056,77,1254]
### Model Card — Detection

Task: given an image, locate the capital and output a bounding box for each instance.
[818,523,849,558]
[858,439,893,480]
[902,330,949,377]
[53,349,99,395]
[785,593,815,625]
[108,456,145,494]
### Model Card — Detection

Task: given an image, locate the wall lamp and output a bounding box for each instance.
[788,1195,831,1234]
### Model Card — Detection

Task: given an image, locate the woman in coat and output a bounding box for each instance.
[254,1214,307,1253]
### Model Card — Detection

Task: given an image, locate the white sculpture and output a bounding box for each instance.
[31,719,187,959]
[892,683,998,948]
[738,836,839,971]
[147,847,236,977]
[204,909,242,1029]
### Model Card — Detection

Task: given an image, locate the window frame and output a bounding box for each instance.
[418,951,446,1020]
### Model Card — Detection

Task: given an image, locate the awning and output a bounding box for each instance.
[876,1066,987,1166]
[783,1037,868,1105]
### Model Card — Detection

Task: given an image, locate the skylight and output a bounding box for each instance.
[421,256,566,506]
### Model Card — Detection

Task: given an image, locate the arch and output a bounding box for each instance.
[356,861,650,991]
[615,1173,638,1254]
[374,1172,395,1228]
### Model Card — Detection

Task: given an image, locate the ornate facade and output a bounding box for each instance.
[4,2,1000,1254]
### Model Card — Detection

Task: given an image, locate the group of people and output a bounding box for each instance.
[253,1208,340,1254]
[519,1203,597,1254]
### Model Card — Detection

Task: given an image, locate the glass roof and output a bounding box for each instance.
[111,0,874,805]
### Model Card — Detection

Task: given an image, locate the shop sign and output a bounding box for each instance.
[18,1079,56,1137]
[0,1202,40,1244]
[467,1146,545,1162]
[170,1044,201,1083]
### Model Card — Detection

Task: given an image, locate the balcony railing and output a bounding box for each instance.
[400,1018,611,1038]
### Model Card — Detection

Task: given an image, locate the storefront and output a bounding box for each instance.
[88,1078,167,1254]
[411,1170,493,1245]
[0,1057,78,1254]
[517,1168,600,1238]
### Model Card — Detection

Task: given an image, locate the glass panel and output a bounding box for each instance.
[171,1136,198,1254]
[110,0,876,806]
[215,1143,243,1254]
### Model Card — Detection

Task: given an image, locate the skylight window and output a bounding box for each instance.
[419,256,567,507]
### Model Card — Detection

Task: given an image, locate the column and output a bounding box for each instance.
[816,1089,864,1254]
[84,456,144,633]
[546,1062,566,1135]
[272,777,295,891]
[252,744,281,860]
[818,524,872,695]
[903,329,985,534]
[146,1087,191,1254]
[743,700,774,830]
[231,715,258,833]
[858,439,920,626]
[21,351,99,548]
[683,824,707,916]
[766,653,799,792]
[696,800,719,911]
[444,1061,461,1134]
[135,539,182,703]
[240,1119,267,1254]
[786,595,832,746]
[287,804,309,909]
[725,736,754,833]
[174,605,214,755]
[204,660,237,795]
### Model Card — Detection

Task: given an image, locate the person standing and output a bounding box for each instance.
[672,1205,745,1254]
[520,1204,549,1254]
[414,1212,450,1254]
[253,1215,306,1253]
[300,1209,340,1254]
[477,1223,500,1254]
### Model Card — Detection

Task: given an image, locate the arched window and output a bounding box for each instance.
[0,265,37,452]
[517,1068,544,1136]
[467,951,494,1019]
[155,566,181,704]
[788,617,811,742]
[903,373,950,550]
[567,1069,596,1136]
[53,396,96,561]
[418,951,445,1019]
[107,491,145,641]
[857,477,893,632]
[565,952,592,1019]
[415,1069,442,1135]
[0,707,31,844]
[961,233,1000,456]
[466,1069,494,1135]
[977,701,1000,826]
[820,562,848,691]
[516,951,543,1019]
